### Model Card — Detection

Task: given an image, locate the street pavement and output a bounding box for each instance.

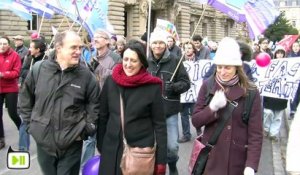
[0,108,288,175]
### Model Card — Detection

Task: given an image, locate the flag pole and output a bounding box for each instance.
[46,16,67,52]
[37,11,45,36]
[146,0,152,58]
[170,4,208,82]
[73,1,83,34]
[54,0,75,31]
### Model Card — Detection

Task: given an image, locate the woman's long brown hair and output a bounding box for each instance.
[236,66,257,96]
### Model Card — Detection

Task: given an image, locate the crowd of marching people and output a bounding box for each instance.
[0,28,300,175]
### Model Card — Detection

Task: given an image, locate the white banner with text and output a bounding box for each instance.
[180,58,300,103]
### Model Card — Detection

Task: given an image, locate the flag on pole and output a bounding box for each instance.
[46,0,109,37]
[51,26,58,36]
[277,35,299,52]
[14,0,54,19]
[156,19,180,41]
[0,0,32,20]
[194,0,279,39]
[244,0,280,39]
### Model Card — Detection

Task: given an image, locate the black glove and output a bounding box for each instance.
[164,81,174,97]
[90,58,99,71]
[81,123,96,140]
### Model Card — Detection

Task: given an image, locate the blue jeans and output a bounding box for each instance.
[180,103,194,139]
[166,114,179,163]
[263,108,284,137]
[19,121,30,151]
[80,134,96,169]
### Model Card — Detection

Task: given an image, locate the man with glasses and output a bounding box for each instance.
[19,30,100,175]
[147,30,190,175]
[80,29,121,169]
[252,37,273,60]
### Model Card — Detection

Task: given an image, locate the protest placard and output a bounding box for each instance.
[180,58,300,103]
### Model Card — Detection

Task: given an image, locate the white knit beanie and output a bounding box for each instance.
[214,37,242,66]
[149,30,168,46]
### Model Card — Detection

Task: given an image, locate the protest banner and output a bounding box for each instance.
[180,60,212,103]
[247,58,300,99]
[180,58,300,103]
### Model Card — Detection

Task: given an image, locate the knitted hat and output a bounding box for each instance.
[274,45,286,58]
[149,30,168,46]
[274,45,286,52]
[214,37,242,66]
[111,35,117,41]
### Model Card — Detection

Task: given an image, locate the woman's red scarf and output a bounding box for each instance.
[112,64,162,88]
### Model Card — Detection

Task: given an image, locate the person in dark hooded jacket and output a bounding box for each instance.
[147,30,190,175]
[20,39,48,86]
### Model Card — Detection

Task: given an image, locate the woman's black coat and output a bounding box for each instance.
[96,76,167,175]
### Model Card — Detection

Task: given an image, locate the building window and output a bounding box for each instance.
[224,24,229,37]
[27,13,38,31]
[279,1,286,6]
[190,21,195,36]
[202,23,207,37]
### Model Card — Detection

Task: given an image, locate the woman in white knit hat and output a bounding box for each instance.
[191,37,263,175]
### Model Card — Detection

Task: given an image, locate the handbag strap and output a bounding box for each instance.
[206,101,236,149]
[119,94,127,144]
[192,101,236,175]
[119,93,157,147]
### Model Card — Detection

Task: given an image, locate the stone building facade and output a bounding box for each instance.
[0,0,245,43]
[274,0,300,31]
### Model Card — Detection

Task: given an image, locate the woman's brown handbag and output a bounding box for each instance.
[120,143,156,175]
[119,94,156,175]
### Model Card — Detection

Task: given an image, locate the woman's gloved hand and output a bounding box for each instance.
[209,90,227,111]
[244,167,255,175]
[154,164,166,175]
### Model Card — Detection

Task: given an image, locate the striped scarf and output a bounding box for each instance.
[215,74,239,89]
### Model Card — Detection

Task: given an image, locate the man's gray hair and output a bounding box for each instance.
[94,29,111,40]
[54,30,78,48]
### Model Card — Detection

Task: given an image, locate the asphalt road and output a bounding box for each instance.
[0,108,284,175]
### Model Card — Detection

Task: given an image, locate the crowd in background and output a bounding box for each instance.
[0,29,300,175]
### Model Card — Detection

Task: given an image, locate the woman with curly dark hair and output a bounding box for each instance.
[97,40,167,175]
